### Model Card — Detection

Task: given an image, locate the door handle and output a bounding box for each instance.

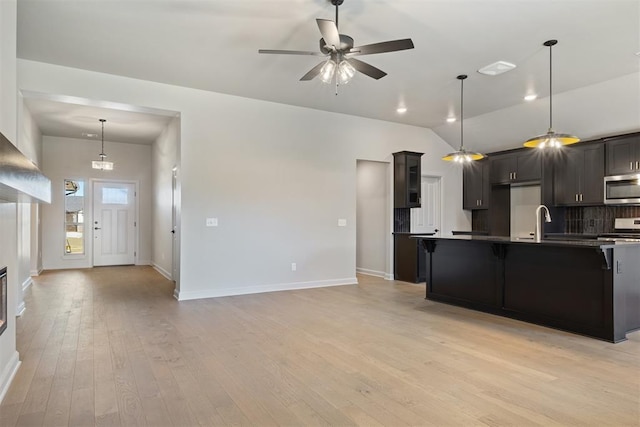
[171,230,175,234]
[94,227,101,230]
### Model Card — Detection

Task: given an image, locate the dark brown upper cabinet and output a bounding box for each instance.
[393,151,423,208]
[463,159,490,210]
[554,143,604,206]
[605,133,640,176]
[489,151,541,184]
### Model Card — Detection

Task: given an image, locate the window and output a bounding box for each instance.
[102,187,129,205]
[64,179,85,255]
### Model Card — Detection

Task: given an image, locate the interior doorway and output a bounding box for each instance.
[356,160,390,279]
[171,166,180,285]
[92,180,137,266]
[411,176,442,235]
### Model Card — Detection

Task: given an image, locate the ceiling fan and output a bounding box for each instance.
[258,0,414,88]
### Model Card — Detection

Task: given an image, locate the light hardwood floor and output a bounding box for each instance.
[0,266,639,426]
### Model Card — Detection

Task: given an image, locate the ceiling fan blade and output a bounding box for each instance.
[348,58,387,80]
[348,38,415,56]
[300,61,326,81]
[259,49,324,56]
[316,19,340,50]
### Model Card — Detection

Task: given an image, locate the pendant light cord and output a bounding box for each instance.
[549,42,553,130]
[460,77,464,150]
[99,118,106,158]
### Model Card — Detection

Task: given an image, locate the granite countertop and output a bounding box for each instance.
[408,234,640,249]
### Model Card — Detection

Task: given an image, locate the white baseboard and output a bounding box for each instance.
[175,277,358,301]
[30,268,43,277]
[173,288,179,300]
[21,277,33,292]
[384,273,394,280]
[136,259,151,266]
[0,351,21,405]
[16,301,26,317]
[152,264,172,281]
[356,267,388,279]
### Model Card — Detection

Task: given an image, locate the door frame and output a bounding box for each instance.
[411,175,443,236]
[90,178,140,266]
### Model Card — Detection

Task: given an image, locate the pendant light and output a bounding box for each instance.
[442,75,486,163]
[524,40,579,148]
[91,119,114,171]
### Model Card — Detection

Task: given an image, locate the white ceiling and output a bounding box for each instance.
[16,0,640,151]
[23,93,177,145]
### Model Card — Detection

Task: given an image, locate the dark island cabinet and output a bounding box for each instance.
[393,151,423,208]
[605,134,640,175]
[554,143,604,205]
[394,234,426,283]
[463,159,490,209]
[490,151,541,184]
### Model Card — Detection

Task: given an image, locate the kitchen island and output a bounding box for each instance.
[411,235,640,342]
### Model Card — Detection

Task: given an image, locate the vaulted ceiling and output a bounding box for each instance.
[16,0,640,151]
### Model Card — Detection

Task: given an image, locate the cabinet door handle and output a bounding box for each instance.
[632,162,635,170]
[575,194,578,202]
[513,172,516,180]
[636,161,639,170]
[580,194,583,202]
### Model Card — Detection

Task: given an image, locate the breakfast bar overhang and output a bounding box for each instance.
[411,236,640,342]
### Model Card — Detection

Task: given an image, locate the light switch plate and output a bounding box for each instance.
[206,217,218,227]
[338,219,347,227]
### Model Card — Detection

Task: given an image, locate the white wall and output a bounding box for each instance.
[151,116,180,280]
[356,160,390,278]
[510,185,541,239]
[15,102,43,314]
[41,136,152,270]
[0,0,21,404]
[18,59,470,301]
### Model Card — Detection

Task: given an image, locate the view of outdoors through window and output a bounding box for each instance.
[64,179,85,254]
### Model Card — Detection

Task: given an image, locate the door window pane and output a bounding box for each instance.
[65,180,85,254]
[102,187,129,205]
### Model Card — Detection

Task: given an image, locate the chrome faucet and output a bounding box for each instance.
[534,205,552,242]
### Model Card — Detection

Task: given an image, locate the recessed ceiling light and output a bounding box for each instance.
[82,132,98,138]
[396,107,407,114]
[477,61,517,76]
[524,94,537,101]
[446,117,456,123]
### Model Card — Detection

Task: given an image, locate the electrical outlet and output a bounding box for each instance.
[206,217,218,227]
[291,263,297,271]
[338,218,347,227]
[617,261,622,274]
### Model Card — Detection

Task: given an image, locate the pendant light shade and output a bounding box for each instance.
[92,119,114,171]
[524,40,579,149]
[442,75,486,163]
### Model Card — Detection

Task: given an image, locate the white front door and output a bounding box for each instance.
[411,176,441,235]
[93,181,136,266]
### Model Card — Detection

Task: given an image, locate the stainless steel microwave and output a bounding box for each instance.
[604,174,640,204]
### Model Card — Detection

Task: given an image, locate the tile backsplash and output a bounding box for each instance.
[565,206,640,234]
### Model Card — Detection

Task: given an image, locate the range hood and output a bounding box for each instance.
[0,131,51,203]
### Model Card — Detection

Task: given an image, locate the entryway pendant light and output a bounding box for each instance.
[523,40,579,148]
[442,75,486,163]
[91,118,114,171]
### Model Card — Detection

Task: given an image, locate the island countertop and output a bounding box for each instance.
[409,234,640,249]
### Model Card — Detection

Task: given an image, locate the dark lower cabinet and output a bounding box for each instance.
[394,234,425,283]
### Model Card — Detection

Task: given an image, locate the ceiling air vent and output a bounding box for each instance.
[477,61,516,76]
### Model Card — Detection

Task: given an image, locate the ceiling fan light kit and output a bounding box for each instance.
[524,40,580,149]
[442,75,486,163]
[258,0,414,92]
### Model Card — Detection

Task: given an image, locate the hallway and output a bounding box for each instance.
[0,267,638,426]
